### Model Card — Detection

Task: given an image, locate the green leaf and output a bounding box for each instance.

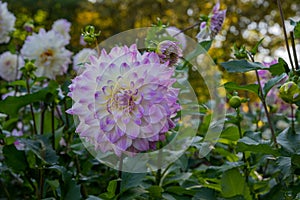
[224,82,259,95]
[262,74,286,97]
[165,186,195,196]
[277,127,300,154]
[9,80,27,87]
[269,58,290,76]
[221,168,251,200]
[221,59,266,73]
[3,145,27,172]
[250,38,264,55]
[0,81,58,117]
[237,137,279,156]
[293,21,300,39]
[120,172,146,192]
[277,156,292,180]
[100,179,118,199]
[147,185,164,199]
[220,126,240,141]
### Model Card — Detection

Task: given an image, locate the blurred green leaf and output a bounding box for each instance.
[269,58,290,76]
[221,168,251,200]
[120,172,146,192]
[250,38,264,55]
[220,126,240,141]
[221,60,266,73]
[185,40,212,61]
[237,137,279,156]
[224,82,259,95]
[147,185,164,199]
[3,145,27,172]
[262,74,286,97]
[0,81,58,117]
[277,128,300,154]
[293,21,300,39]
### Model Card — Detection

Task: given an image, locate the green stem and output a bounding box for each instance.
[291,104,295,134]
[290,31,299,70]
[40,103,46,135]
[155,142,163,186]
[25,77,37,135]
[236,108,249,183]
[51,103,55,150]
[277,0,295,71]
[74,155,88,198]
[116,154,124,199]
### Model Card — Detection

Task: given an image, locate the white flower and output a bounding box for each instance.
[52,19,71,44]
[0,51,24,81]
[21,29,72,79]
[166,26,187,50]
[73,48,97,74]
[0,1,16,44]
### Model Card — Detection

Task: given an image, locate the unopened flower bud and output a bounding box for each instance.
[24,20,34,33]
[279,81,300,103]
[229,96,241,108]
[156,40,182,67]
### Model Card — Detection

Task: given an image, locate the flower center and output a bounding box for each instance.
[40,49,54,65]
[107,89,137,113]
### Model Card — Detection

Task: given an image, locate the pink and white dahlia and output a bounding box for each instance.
[20,29,72,79]
[73,48,97,74]
[67,44,180,156]
[0,51,24,81]
[0,1,16,44]
[52,19,71,44]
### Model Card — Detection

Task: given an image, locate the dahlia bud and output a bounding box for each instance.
[23,20,34,33]
[229,96,241,108]
[156,40,183,67]
[81,25,101,45]
[279,81,300,104]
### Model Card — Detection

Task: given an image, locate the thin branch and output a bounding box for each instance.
[277,0,295,71]
[172,21,201,37]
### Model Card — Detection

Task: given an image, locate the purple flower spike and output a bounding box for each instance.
[196,1,226,42]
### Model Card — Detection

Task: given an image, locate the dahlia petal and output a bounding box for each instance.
[133,139,149,151]
[116,136,132,151]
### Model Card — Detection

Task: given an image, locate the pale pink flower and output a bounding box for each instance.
[73,48,97,74]
[21,29,72,79]
[52,19,71,44]
[0,51,24,81]
[0,1,16,44]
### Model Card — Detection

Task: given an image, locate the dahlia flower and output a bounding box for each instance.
[73,48,97,73]
[67,44,180,156]
[196,1,226,42]
[0,51,24,81]
[156,40,183,67]
[0,1,16,44]
[52,19,71,44]
[20,29,72,79]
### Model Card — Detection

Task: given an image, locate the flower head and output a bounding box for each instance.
[196,1,226,42]
[73,48,97,73]
[52,19,71,44]
[20,29,72,79]
[0,1,16,44]
[156,40,183,67]
[67,44,180,156]
[0,51,24,81]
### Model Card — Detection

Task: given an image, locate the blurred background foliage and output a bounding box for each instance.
[4,0,300,101]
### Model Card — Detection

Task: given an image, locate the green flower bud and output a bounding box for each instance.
[229,96,242,108]
[279,81,300,103]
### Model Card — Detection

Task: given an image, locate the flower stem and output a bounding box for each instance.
[290,31,299,70]
[40,103,46,135]
[116,154,123,199]
[235,108,249,183]
[254,70,278,147]
[277,0,295,71]
[25,77,37,135]
[51,103,55,150]
[172,21,201,37]
[291,104,295,134]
